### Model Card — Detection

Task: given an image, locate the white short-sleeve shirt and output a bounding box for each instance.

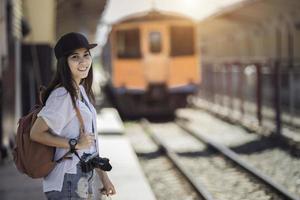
[37,85,99,192]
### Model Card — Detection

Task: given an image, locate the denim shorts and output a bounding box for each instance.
[45,164,94,200]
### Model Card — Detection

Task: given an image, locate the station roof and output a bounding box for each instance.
[115,10,193,24]
[56,0,107,41]
[102,0,249,23]
[199,0,300,36]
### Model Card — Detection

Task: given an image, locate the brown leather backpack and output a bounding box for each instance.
[13,87,85,178]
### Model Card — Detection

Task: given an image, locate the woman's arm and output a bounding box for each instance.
[96,169,116,195]
[30,117,94,149]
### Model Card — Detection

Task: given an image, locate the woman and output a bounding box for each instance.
[30,32,116,199]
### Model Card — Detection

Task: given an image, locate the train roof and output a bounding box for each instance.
[114,10,194,25]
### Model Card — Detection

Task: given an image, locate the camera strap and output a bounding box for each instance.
[56,149,82,163]
[59,90,100,164]
[73,150,82,161]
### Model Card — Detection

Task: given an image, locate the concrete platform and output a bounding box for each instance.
[97,108,124,134]
[0,160,45,200]
[96,107,155,199]
[98,135,156,200]
[192,97,300,149]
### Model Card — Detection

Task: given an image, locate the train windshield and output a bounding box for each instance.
[149,32,162,53]
[116,29,141,58]
[170,26,195,56]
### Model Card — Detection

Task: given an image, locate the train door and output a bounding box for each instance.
[142,24,169,84]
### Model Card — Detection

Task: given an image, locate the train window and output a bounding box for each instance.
[170,26,195,56]
[149,32,162,53]
[116,29,141,58]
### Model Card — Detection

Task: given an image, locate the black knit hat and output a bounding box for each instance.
[54,32,97,59]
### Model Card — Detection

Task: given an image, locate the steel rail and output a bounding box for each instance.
[176,120,300,200]
[141,120,215,200]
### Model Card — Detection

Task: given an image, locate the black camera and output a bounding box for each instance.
[80,152,112,173]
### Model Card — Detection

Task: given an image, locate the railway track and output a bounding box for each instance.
[124,123,203,200]
[177,108,300,198]
[137,120,299,200]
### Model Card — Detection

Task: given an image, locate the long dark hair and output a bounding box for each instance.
[42,51,95,107]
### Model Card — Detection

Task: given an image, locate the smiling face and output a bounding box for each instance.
[67,48,92,85]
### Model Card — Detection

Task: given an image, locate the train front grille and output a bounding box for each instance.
[145,83,168,102]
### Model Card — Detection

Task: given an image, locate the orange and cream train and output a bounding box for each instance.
[102,10,201,117]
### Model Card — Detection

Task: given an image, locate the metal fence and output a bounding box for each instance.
[199,59,300,134]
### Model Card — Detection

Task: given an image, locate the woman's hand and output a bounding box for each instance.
[101,176,116,196]
[97,170,116,196]
[76,132,94,150]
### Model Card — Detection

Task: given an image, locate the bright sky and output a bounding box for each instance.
[96,0,246,46]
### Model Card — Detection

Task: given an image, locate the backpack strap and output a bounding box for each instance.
[55,105,85,163]
[74,106,85,134]
[36,86,86,164]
